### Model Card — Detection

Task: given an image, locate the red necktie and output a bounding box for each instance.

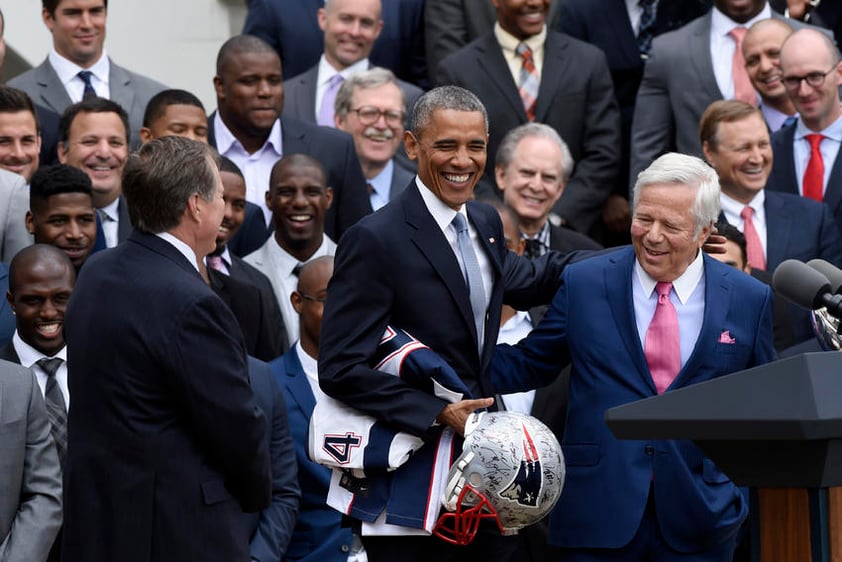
[516,43,539,121]
[644,282,681,394]
[740,206,766,270]
[729,27,756,105]
[803,134,825,201]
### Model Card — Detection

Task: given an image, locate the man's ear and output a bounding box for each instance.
[25,210,34,235]
[290,291,303,314]
[325,187,334,209]
[404,130,418,161]
[139,127,153,144]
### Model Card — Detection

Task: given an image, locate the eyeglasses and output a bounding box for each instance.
[350,106,404,127]
[298,292,328,303]
[781,66,838,91]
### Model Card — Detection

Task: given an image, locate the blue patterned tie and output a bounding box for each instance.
[78,70,97,99]
[637,0,657,57]
[452,213,486,353]
[38,357,67,465]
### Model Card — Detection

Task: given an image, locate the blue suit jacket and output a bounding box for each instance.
[492,247,775,552]
[270,349,355,562]
[767,120,842,235]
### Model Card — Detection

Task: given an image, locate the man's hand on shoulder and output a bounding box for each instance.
[436,397,494,436]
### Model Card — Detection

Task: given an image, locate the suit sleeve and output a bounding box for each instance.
[170,294,271,513]
[1,173,33,263]
[425,0,470,83]
[0,371,62,562]
[249,364,299,562]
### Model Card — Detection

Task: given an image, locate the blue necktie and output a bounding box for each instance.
[78,70,97,99]
[452,213,486,353]
[637,0,657,57]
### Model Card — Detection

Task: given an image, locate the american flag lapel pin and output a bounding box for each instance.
[489,237,495,244]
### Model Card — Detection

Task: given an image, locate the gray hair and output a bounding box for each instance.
[632,152,720,237]
[495,123,574,182]
[334,67,407,120]
[409,86,488,138]
[122,136,220,233]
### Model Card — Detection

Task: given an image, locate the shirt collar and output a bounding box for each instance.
[49,48,110,87]
[795,111,842,141]
[634,247,705,305]
[12,331,67,368]
[213,111,284,157]
[493,22,547,56]
[99,196,120,221]
[295,341,319,384]
[268,233,336,276]
[369,159,394,197]
[415,176,461,233]
[710,3,771,37]
[720,189,765,222]
[317,54,370,84]
[155,231,200,273]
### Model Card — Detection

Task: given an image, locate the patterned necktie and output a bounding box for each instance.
[37,357,67,464]
[317,74,344,127]
[740,206,766,270]
[78,70,97,99]
[644,282,681,394]
[524,238,546,260]
[452,213,486,354]
[637,0,657,57]
[516,43,539,121]
[803,134,825,201]
[729,28,756,105]
[207,254,225,273]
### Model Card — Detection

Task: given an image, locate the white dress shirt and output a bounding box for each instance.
[48,48,110,101]
[709,4,771,101]
[13,332,70,407]
[98,197,120,248]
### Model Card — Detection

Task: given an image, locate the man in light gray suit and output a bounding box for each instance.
[0,360,62,562]
[334,67,414,211]
[8,0,166,149]
[629,0,821,186]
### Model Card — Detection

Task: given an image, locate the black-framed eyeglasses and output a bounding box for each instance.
[350,106,404,127]
[298,292,328,303]
[781,66,838,91]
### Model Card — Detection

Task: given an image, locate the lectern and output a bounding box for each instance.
[605,352,842,562]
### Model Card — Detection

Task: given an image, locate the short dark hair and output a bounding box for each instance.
[142,89,205,128]
[269,153,327,191]
[59,97,129,147]
[714,221,748,268]
[29,164,93,210]
[122,136,220,233]
[8,244,75,294]
[409,86,488,139]
[699,100,763,151]
[43,0,108,17]
[0,86,40,133]
[216,34,278,76]
[219,155,244,180]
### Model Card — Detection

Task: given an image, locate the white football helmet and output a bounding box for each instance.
[433,411,565,545]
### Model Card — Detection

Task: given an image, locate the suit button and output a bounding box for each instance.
[644,445,654,456]
[341,545,350,553]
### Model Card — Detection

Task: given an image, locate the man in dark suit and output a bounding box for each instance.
[282,0,423,129]
[61,136,271,561]
[57,97,131,247]
[318,86,578,561]
[209,34,371,242]
[492,153,775,561]
[8,0,166,149]
[766,29,842,232]
[271,256,366,561]
[435,0,621,240]
[334,67,415,211]
[243,0,427,87]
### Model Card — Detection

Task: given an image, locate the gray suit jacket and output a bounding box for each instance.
[8,57,167,149]
[0,170,33,262]
[630,11,818,188]
[0,361,62,562]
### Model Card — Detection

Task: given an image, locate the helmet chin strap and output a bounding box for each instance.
[432,484,503,545]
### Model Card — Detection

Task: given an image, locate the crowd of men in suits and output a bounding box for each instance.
[0,0,842,561]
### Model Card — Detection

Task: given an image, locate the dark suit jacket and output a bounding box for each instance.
[228,253,290,354]
[208,115,372,242]
[436,31,621,237]
[244,356,300,562]
[767,120,842,235]
[319,183,580,436]
[62,231,271,562]
[271,349,357,562]
[117,194,132,244]
[492,247,775,551]
[0,340,18,363]
[35,104,61,167]
[209,268,287,361]
[243,0,428,87]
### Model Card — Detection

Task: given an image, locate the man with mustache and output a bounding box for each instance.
[334,67,414,211]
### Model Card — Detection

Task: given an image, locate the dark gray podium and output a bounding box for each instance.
[605,352,842,562]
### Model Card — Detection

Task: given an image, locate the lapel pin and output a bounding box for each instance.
[488,237,495,244]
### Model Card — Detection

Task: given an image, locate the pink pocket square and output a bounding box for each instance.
[718,330,736,344]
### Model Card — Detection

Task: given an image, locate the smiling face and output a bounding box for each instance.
[27,192,96,268]
[58,110,128,208]
[780,30,842,132]
[703,113,771,204]
[743,21,792,107]
[631,183,711,282]
[319,0,384,70]
[404,109,487,210]
[43,0,107,68]
[0,110,41,183]
[216,170,246,252]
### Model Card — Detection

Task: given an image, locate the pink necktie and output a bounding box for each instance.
[645,282,681,394]
[803,134,825,201]
[729,27,756,105]
[740,206,766,270]
[207,255,225,273]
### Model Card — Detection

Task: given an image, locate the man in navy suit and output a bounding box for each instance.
[492,153,775,561]
[319,86,579,561]
[62,136,271,561]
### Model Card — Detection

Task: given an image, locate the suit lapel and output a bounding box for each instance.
[763,192,790,269]
[282,349,317,416]
[770,123,798,194]
[475,34,527,119]
[689,15,723,101]
[823,144,842,216]
[534,33,566,121]
[117,195,132,243]
[108,60,136,122]
[34,60,72,114]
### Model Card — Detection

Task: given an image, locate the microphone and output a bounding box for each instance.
[807,259,842,294]
[772,259,842,317]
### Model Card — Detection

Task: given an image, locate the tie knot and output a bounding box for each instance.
[292,262,305,277]
[207,254,224,272]
[655,282,672,299]
[452,212,468,234]
[740,206,754,220]
[328,74,344,88]
[78,70,93,82]
[37,357,63,377]
[516,42,533,60]
[806,133,825,151]
[729,27,747,43]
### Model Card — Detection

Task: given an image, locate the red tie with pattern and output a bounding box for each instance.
[645,282,681,394]
[516,43,539,121]
[740,206,766,270]
[803,134,825,201]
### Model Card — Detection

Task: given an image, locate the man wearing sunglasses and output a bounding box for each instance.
[767,28,842,232]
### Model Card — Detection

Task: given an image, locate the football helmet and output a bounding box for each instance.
[433,411,565,545]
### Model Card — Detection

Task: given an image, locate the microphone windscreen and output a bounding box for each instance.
[807,259,842,294]
[772,259,830,310]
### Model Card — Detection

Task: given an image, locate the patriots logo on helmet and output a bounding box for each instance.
[323,432,362,464]
[498,423,543,507]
